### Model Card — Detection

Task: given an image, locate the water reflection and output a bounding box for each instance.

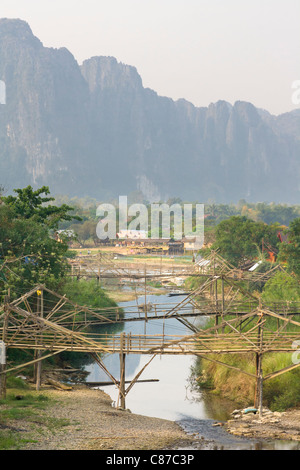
[85,292,300,450]
[86,293,209,420]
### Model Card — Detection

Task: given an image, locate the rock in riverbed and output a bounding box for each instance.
[225,407,300,441]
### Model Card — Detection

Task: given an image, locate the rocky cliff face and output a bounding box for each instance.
[0,19,299,202]
[0,18,91,194]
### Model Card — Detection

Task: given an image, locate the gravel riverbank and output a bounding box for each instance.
[22,385,197,451]
[225,407,300,443]
[6,382,300,450]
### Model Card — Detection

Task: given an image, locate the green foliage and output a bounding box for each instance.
[72,219,97,246]
[0,391,68,449]
[278,218,300,277]
[204,202,300,227]
[270,388,300,411]
[194,351,300,411]
[6,376,29,390]
[252,203,300,226]
[263,355,300,411]
[262,272,300,302]
[62,278,118,310]
[0,186,81,298]
[0,206,69,296]
[39,196,300,254]
[212,216,279,266]
[57,279,123,366]
[193,354,256,406]
[184,275,207,291]
[2,185,81,229]
[0,430,33,450]
[0,185,126,376]
[245,261,277,293]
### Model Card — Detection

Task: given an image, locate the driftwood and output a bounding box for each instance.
[52,368,89,375]
[45,378,73,391]
[85,379,159,387]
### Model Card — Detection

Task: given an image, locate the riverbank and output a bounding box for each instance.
[3,382,300,450]
[16,385,197,451]
[225,407,300,443]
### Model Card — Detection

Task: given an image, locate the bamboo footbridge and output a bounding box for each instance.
[1,251,300,413]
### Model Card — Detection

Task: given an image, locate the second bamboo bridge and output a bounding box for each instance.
[1,251,300,414]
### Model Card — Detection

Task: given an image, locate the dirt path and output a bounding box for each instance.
[22,386,196,450]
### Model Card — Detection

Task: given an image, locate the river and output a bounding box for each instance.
[85,292,300,450]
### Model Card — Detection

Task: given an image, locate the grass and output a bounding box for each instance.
[0,430,34,450]
[193,353,256,406]
[105,290,138,302]
[193,348,300,411]
[191,299,300,411]
[0,383,70,450]
[72,247,193,265]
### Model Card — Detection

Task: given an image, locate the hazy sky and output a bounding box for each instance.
[1,0,300,115]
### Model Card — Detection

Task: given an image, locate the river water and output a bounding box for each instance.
[85,292,300,450]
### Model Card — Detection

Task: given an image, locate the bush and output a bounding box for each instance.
[62,278,118,309]
[262,272,300,303]
[6,376,29,390]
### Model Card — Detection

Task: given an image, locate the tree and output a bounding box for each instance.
[212,216,279,267]
[262,272,300,302]
[278,218,300,277]
[0,186,81,298]
[0,205,69,296]
[1,185,81,229]
[72,220,97,246]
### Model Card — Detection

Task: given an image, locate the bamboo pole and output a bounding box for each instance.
[0,341,7,399]
[254,315,264,416]
[35,289,44,391]
[2,263,300,407]
[2,349,68,375]
[0,295,9,399]
[0,291,11,398]
[125,354,157,395]
[144,265,148,323]
[119,333,126,409]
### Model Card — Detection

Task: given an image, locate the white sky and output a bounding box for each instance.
[1,0,300,115]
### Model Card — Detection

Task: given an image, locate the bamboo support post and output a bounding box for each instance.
[254,317,264,416]
[0,346,6,399]
[35,289,44,391]
[0,294,10,399]
[119,333,126,409]
[221,277,225,317]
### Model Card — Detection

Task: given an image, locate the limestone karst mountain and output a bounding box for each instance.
[0,18,299,203]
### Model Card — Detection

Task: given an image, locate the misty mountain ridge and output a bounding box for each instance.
[0,18,299,203]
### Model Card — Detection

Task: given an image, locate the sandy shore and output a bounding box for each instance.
[21,385,197,451]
